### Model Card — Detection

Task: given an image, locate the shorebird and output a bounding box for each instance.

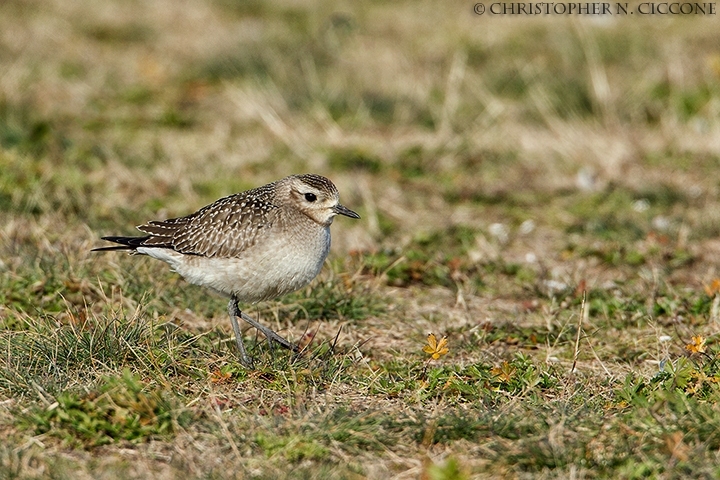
[93,174,360,367]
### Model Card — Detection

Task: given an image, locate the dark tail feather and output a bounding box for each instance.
[91,236,150,252]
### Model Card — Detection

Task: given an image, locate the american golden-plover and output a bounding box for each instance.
[93,174,360,367]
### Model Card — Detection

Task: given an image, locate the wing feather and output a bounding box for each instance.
[135,189,279,258]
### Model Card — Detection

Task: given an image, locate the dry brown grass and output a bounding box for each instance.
[2,0,720,478]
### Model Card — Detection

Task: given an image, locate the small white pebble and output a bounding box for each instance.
[525,252,537,263]
[652,215,670,231]
[576,167,596,191]
[519,219,535,235]
[658,335,672,343]
[543,279,568,293]
[489,223,509,244]
[689,185,702,198]
[632,199,650,212]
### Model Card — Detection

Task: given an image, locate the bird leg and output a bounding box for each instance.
[227,297,298,366]
[239,311,297,352]
[227,298,253,368]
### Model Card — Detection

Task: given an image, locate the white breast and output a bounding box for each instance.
[137,224,331,303]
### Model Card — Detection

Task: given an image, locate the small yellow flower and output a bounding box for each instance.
[685,335,707,354]
[423,333,449,360]
[704,279,720,297]
[210,369,232,383]
[491,361,516,382]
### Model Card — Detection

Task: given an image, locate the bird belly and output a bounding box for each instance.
[136,226,330,303]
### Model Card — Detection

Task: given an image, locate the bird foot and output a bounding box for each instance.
[227,298,298,367]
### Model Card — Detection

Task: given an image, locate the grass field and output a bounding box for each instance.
[3,0,720,478]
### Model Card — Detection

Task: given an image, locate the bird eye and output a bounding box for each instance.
[304,193,317,202]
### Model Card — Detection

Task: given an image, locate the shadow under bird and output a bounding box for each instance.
[92,173,360,367]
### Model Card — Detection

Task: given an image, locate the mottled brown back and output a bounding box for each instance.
[136,183,280,258]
